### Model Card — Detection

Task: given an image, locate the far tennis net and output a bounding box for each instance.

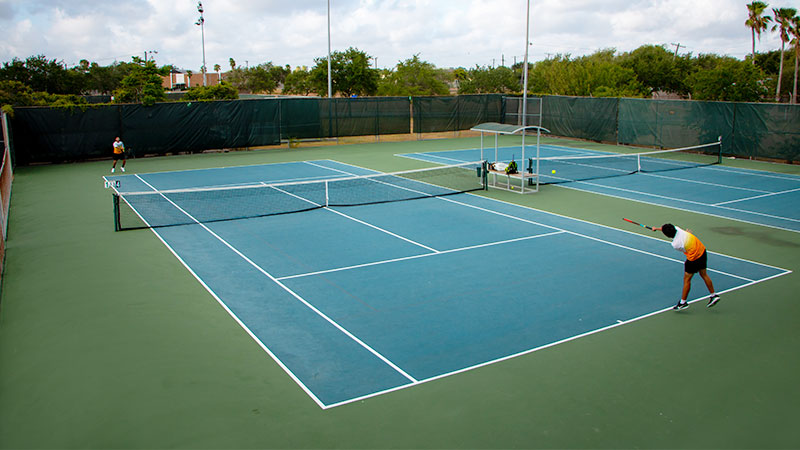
[113,161,487,231]
[529,140,722,185]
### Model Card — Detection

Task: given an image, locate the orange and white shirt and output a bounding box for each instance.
[113,140,125,154]
[671,227,706,261]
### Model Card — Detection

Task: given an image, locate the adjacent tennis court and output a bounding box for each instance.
[401,143,800,233]
[104,158,790,408]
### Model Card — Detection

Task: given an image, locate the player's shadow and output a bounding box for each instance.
[711,226,800,248]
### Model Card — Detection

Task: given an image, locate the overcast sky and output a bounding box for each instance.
[0,0,796,71]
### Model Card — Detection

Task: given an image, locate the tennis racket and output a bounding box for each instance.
[623,218,656,231]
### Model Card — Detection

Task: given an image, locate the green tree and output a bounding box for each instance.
[528,55,576,95]
[688,57,767,101]
[310,47,379,97]
[458,65,517,94]
[245,63,280,93]
[377,55,450,96]
[1,79,90,116]
[0,80,38,112]
[771,7,797,101]
[746,2,773,65]
[620,45,691,95]
[453,67,469,91]
[182,81,238,100]
[113,57,168,106]
[579,49,645,97]
[0,55,85,94]
[85,61,135,94]
[790,16,800,103]
[283,67,314,95]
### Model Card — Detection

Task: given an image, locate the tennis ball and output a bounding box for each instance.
[551,169,556,174]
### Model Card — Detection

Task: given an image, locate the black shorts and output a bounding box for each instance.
[113,152,126,160]
[684,250,708,274]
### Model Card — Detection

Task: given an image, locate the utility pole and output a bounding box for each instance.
[671,42,684,60]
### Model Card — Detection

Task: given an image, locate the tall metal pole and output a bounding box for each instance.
[521,0,531,189]
[197,2,207,87]
[327,0,332,98]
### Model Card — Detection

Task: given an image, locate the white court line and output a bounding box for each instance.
[132,158,793,408]
[325,270,791,409]
[134,175,419,388]
[567,177,800,225]
[267,182,439,253]
[713,186,800,206]
[432,193,756,282]
[641,170,770,193]
[297,165,758,283]
[277,231,566,281]
[708,163,800,181]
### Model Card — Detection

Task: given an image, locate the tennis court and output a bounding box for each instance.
[3,135,799,448]
[104,158,789,408]
[401,143,800,233]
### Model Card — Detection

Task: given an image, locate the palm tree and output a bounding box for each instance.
[772,7,797,101]
[214,63,221,84]
[229,58,236,71]
[790,16,800,104]
[746,2,772,65]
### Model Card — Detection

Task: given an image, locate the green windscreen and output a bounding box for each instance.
[319,97,410,138]
[542,95,618,143]
[733,103,800,162]
[618,98,734,153]
[413,95,503,133]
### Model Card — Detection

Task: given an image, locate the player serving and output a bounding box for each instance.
[654,223,721,310]
[111,136,126,173]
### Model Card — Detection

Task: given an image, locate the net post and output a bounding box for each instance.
[480,131,484,161]
[325,180,329,207]
[717,135,722,164]
[482,160,488,190]
[113,193,121,232]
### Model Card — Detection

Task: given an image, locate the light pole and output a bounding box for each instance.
[327,0,332,98]
[144,50,158,63]
[196,1,207,86]
[521,0,530,134]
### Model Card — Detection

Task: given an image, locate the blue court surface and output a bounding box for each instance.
[401,145,800,233]
[105,160,790,408]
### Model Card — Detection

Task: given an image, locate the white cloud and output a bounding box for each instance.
[0,0,791,70]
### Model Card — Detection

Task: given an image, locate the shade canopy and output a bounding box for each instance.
[470,122,550,135]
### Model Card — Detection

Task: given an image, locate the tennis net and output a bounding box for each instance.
[529,141,722,185]
[113,161,487,231]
